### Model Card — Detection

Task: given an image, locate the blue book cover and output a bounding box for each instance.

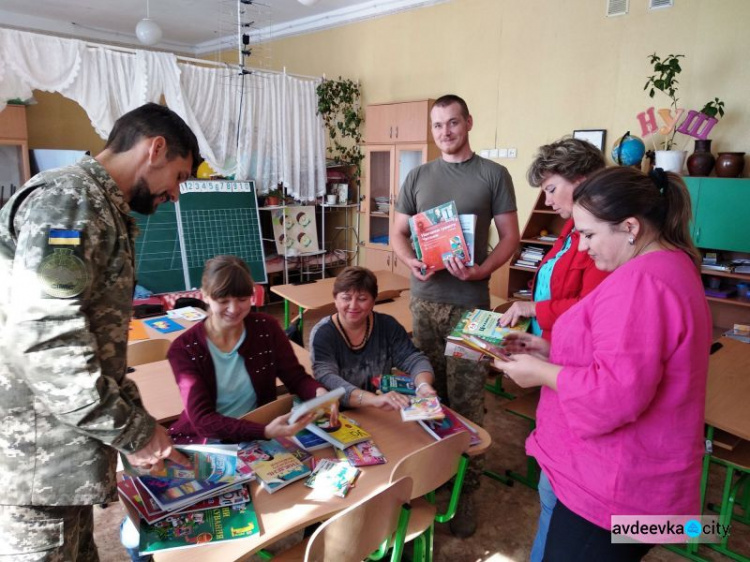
[292,428,330,451]
[239,440,311,494]
[143,316,184,334]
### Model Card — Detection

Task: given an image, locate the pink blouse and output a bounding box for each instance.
[527,250,712,529]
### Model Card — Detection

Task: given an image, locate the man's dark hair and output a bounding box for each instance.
[104,103,202,174]
[432,95,470,119]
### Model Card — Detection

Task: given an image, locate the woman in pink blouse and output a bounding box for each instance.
[500,167,711,561]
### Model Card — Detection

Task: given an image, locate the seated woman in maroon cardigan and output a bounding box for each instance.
[167,255,330,443]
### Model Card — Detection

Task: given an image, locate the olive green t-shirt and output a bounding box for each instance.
[395,154,516,307]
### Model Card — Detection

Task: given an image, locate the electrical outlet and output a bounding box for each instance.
[508,148,517,158]
[497,148,508,158]
[489,148,500,158]
[480,149,491,158]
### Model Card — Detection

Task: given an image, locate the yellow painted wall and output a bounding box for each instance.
[243,0,749,224]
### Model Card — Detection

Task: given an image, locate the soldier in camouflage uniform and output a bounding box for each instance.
[392,95,519,538]
[0,103,200,561]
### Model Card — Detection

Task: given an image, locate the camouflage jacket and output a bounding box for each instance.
[0,156,156,506]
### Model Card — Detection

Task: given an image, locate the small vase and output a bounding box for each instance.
[715,152,746,178]
[654,150,687,174]
[686,139,716,177]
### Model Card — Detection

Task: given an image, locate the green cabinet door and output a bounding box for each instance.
[691,178,750,252]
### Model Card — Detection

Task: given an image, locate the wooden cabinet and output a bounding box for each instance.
[363,246,412,277]
[684,177,750,331]
[505,190,566,299]
[0,105,30,205]
[364,100,433,144]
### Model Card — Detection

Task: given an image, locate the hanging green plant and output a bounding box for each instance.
[316,77,364,182]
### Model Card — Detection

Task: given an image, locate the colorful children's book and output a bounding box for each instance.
[409,201,471,271]
[143,316,184,334]
[136,471,252,513]
[291,428,331,452]
[288,387,344,424]
[455,309,531,345]
[304,458,360,498]
[123,444,240,482]
[239,440,311,494]
[400,396,445,422]
[418,408,481,447]
[378,374,416,395]
[119,478,249,525]
[274,436,313,464]
[305,413,371,450]
[167,306,208,321]
[334,440,387,467]
[128,319,149,342]
[139,503,259,553]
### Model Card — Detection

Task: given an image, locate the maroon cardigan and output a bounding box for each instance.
[167,312,322,443]
[534,219,610,340]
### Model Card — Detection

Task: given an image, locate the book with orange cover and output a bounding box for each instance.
[128,319,149,342]
[409,201,471,271]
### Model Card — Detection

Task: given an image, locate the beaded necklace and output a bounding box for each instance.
[334,313,372,351]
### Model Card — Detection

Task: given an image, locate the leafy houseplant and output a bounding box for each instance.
[699,97,725,121]
[265,185,284,206]
[643,53,684,150]
[316,78,364,183]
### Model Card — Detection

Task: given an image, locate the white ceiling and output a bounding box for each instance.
[0,0,448,56]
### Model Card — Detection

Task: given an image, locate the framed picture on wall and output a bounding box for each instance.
[573,129,606,151]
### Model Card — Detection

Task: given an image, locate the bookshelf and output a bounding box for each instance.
[506,190,566,300]
[684,177,750,333]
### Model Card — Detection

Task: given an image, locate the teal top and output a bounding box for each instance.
[207,329,257,418]
[531,234,573,336]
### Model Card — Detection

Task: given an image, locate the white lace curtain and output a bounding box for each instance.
[0,28,327,200]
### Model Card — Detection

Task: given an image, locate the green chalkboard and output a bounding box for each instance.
[133,180,267,294]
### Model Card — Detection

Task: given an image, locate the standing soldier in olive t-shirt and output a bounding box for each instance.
[393,94,520,538]
[0,103,198,561]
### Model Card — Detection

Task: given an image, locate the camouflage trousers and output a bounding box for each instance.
[0,505,99,561]
[410,297,488,494]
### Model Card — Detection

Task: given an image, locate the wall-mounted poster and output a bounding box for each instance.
[271,206,320,255]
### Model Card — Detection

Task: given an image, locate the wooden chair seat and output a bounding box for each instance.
[126,338,171,367]
[403,498,437,542]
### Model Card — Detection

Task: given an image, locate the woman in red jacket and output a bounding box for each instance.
[500,137,609,341]
[498,137,609,562]
[167,255,330,443]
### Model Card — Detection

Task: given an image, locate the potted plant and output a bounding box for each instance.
[265,184,284,207]
[316,77,364,184]
[687,97,725,176]
[643,53,688,172]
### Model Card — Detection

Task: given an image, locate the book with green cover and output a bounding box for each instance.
[139,503,259,553]
[379,374,416,395]
[449,309,531,346]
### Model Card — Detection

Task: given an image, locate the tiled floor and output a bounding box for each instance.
[94,301,749,561]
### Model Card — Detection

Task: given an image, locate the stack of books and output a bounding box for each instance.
[118,444,258,554]
[444,308,531,362]
[418,408,482,446]
[409,201,475,270]
[513,245,546,269]
[400,396,445,422]
[238,439,312,494]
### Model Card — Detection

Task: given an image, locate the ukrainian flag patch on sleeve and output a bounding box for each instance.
[48,229,82,246]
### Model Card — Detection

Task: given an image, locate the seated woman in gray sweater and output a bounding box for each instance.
[310,266,436,411]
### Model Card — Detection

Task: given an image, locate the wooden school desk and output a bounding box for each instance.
[705,337,750,442]
[151,401,491,562]
[271,270,410,330]
[127,342,312,424]
[129,315,198,343]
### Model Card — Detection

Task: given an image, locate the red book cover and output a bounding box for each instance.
[409,201,470,271]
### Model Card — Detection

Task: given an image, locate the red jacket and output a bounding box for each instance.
[167,312,322,443]
[534,219,609,340]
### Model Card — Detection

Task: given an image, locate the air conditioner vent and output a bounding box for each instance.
[607,0,629,17]
[649,0,674,10]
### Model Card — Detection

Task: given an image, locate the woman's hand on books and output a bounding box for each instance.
[415,381,437,398]
[499,301,537,327]
[369,391,411,411]
[501,332,550,359]
[265,411,317,440]
[125,425,191,473]
[499,354,561,390]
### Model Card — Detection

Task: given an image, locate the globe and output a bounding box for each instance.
[611,133,646,166]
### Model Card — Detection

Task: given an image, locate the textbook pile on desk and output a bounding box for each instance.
[118,444,257,553]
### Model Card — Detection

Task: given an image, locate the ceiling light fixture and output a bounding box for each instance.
[297,0,320,6]
[135,0,163,46]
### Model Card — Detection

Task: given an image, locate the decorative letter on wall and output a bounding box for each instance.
[657,108,685,135]
[676,110,718,140]
[637,107,659,138]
